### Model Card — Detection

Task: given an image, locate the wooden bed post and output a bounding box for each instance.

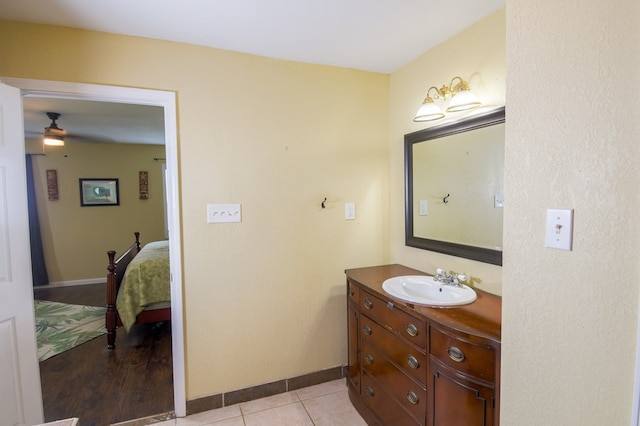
[105,231,170,349]
[106,250,118,349]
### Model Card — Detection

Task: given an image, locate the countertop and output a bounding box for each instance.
[345,264,501,343]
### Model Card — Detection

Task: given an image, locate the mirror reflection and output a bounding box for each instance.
[405,107,505,265]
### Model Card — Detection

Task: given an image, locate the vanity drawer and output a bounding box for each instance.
[362,341,426,424]
[360,289,426,349]
[347,280,360,305]
[361,315,427,385]
[361,373,420,426]
[429,325,495,383]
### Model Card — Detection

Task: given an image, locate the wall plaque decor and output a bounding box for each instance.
[46,169,59,201]
[79,178,119,206]
[139,171,149,200]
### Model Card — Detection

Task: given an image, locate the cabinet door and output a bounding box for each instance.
[347,302,360,393]
[429,359,495,426]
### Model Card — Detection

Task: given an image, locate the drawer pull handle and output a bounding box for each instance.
[407,355,420,369]
[363,299,373,309]
[365,353,374,364]
[406,323,419,337]
[407,390,419,405]
[363,325,372,335]
[365,386,375,397]
[447,346,465,362]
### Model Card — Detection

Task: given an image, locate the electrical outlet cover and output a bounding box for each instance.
[345,203,355,220]
[419,200,428,216]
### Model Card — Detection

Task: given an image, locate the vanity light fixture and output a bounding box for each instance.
[43,112,65,146]
[414,76,482,122]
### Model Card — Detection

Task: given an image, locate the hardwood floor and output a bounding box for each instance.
[34,283,174,425]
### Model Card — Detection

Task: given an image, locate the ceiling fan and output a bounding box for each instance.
[25,111,113,146]
[43,112,65,146]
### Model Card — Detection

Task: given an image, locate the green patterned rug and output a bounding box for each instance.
[34,300,107,362]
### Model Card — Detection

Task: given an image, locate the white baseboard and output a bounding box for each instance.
[37,278,105,288]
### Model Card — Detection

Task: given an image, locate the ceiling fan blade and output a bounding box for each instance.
[24,130,115,144]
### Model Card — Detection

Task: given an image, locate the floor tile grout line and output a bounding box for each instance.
[296,386,346,402]
[299,399,317,425]
[240,408,247,426]
[175,380,348,425]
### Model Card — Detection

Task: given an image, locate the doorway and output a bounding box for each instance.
[2,77,186,418]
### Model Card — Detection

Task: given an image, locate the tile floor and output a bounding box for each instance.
[146,379,366,425]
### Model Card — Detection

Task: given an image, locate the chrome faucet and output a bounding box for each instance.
[433,268,467,287]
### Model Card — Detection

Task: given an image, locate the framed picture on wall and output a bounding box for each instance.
[79,178,120,206]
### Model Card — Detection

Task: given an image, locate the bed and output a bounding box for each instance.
[106,232,171,348]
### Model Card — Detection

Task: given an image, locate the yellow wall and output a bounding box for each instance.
[27,140,166,283]
[390,6,640,423]
[8,5,638,422]
[501,1,640,424]
[389,9,506,295]
[0,20,389,398]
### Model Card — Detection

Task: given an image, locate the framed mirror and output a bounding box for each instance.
[405,107,505,265]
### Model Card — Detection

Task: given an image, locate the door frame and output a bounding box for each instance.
[1,77,186,417]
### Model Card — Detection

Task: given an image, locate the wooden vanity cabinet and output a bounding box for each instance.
[429,323,498,425]
[347,280,361,393]
[346,265,501,426]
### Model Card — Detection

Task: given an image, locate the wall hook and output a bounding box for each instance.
[443,194,450,204]
[321,197,327,209]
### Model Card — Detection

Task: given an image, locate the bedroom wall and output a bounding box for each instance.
[388,9,505,296]
[26,139,167,284]
[0,20,389,399]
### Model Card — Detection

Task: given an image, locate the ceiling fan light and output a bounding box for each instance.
[413,98,445,122]
[44,134,65,146]
[43,112,65,146]
[446,90,482,112]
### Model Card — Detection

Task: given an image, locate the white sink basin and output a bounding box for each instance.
[382,275,477,307]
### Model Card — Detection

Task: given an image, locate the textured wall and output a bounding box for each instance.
[502,1,640,424]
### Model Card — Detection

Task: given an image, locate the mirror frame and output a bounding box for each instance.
[405,106,505,266]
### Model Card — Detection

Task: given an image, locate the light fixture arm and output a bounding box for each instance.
[423,86,441,103]
[449,76,471,93]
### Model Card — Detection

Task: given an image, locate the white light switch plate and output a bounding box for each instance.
[207,204,241,223]
[545,209,573,250]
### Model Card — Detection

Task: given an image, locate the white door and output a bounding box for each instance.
[0,82,44,425]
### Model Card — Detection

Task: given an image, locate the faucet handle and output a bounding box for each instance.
[436,268,445,275]
[456,274,467,283]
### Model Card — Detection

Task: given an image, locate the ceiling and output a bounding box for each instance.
[2,0,504,145]
[23,97,165,145]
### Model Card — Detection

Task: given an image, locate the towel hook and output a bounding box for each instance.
[443,194,450,204]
